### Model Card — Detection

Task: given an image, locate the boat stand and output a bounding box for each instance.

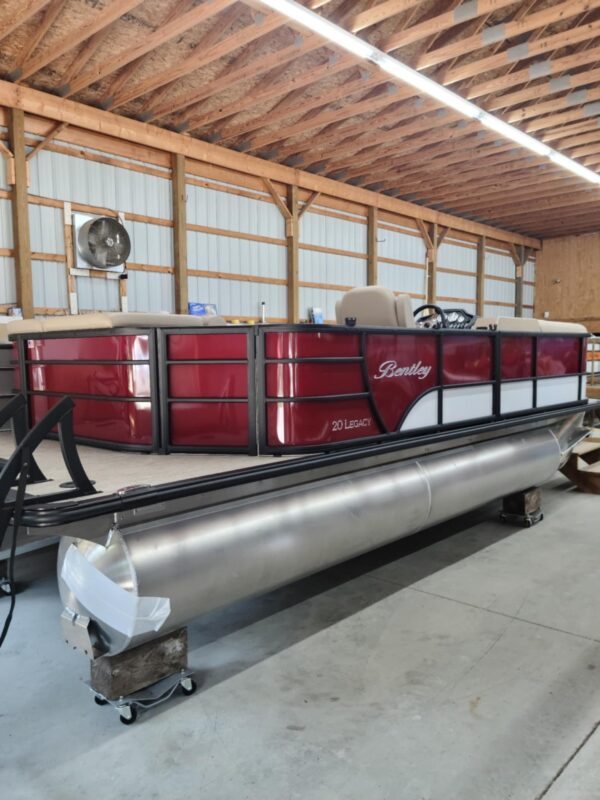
[501,487,543,527]
[89,668,197,725]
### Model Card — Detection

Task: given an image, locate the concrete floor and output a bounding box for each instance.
[2,474,600,800]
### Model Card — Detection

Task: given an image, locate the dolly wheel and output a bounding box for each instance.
[94,695,108,706]
[181,678,197,696]
[119,706,137,725]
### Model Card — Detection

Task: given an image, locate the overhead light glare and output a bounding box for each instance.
[479,113,551,157]
[549,151,600,184]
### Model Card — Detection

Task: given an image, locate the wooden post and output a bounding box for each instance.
[171,152,188,314]
[515,244,524,318]
[417,221,438,305]
[476,235,486,317]
[8,109,33,318]
[286,184,299,323]
[367,206,378,286]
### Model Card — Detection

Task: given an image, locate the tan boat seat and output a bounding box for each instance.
[474,316,542,332]
[537,319,587,333]
[7,311,227,338]
[335,286,415,328]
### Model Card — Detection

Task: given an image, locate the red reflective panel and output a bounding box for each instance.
[501,337,534,379]
[28,364,150,397]
[265,331,360,359]
[364,333,438,431]
[167,333,248,360]
[266,362,364,398]
[30,395,153,445]
[443,335,492,384]
[13,366,20,391]
[267,399,379,446]
[26,334,149,362]
[169,402,249,446]
[537,337,581,376]
[168,364,247,399]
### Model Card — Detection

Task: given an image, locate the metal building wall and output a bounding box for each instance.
[376,220,426,310]
[484,247,517,318]
[0,132,16,307]
[437,237,477,315]
[186,179,286,320]
[299,205,367,321]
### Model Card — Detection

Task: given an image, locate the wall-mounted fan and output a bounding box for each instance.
[73,213,131,273]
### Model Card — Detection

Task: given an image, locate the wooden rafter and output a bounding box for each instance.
[13,0,66,73]
[0,0,51,45]
[25,120,68,160]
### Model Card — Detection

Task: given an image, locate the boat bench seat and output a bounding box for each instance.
[475,315,587,333]
[335,286,415,328]
[6,311,227,338]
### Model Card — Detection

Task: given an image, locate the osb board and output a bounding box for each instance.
[535,234,600,331]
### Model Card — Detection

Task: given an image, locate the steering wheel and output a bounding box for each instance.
[442,308,476,330]
[413,304,448,329]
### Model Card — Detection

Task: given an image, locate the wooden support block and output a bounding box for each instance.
[501,487,543,527]
[90,627,188,701]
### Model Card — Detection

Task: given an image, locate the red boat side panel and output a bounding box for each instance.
[265,331,360,359]
[26,335,149,362]
[266,362,365,398]
[12,343,20,391]
[167,333,248,360]
[537,337,581,376]
[170,402,249,446]
[168,364,248,399]
[28,364,151,398]
[29,395,153,445]
[267,399,379,446]
[501,337,534,380]
[364,333,438,431]
[443,335,492,384]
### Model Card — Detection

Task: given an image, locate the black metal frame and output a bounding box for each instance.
[157,326,257,455]
[11,327,160,453]
[0,394,46,484]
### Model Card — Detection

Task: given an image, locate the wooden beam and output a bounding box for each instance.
[0,80,540,249]
[13,0,66,72]
[8,109,33,318]
[18,0,145,81]
[171,153,188,314]
[263,178,292,219]
[0,0,51,45]
[349,0,421,32]
[367,206,378,285]
[298,191,321,218]
[287,185,299,323]
[476,236,485,317]
[25,121,68,161]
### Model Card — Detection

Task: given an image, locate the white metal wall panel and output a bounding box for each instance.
[485,249,515,279]
[187,183,284,239]
[0,198,13,248]
[32,260,68,309]
[299,249,365,287]
[0,140,8,190]
[188,230,285,280]
[485,277,515,305]
[300,286,344,322]
[300,209,366,254]
[188,275,286,319]
[437,272,477,303]
[377,227,426,264]
[483,303,514,317]
[438,240,477,272]
[28,203,64,255]
[0,256,16,305]
[76,276,120,311]
[377,262,425,296]
[127,270,175,313]
[29,148,172,220]
[128,220,173,267]
[523,283,534,307]
[524,258,536,283]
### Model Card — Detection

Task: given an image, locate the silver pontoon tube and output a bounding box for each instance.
[58,423,580,658]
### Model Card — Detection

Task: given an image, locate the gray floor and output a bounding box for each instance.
[2,474,600,800]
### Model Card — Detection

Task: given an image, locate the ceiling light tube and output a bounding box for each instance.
[479,113,551,157]
[549,151,600,183]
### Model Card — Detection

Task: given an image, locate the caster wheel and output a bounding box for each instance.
[181,678,197,696]
[119,706,137,725]
[94,695,108,706]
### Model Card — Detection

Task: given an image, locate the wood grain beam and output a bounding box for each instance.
[8,109,33,318]
[0,0,51,45]
[172,153,188,314]
[287,185,299,323]
[349,0,421,32]
[13,0,67,72]
[25,120,68,160]
[0,79,539,248]
[18,0,144,81]
[367,206,378,285]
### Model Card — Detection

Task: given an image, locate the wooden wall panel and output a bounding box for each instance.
[535,233,600,331]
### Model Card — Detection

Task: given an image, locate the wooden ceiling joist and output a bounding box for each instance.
[0,0,51,45]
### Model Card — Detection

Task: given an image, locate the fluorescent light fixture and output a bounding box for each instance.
[479,112,551,157]
[257,0,600,187]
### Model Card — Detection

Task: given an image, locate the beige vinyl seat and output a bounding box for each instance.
[475,315,587,333]
[335,286,415,328]
[7,311,227,338]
